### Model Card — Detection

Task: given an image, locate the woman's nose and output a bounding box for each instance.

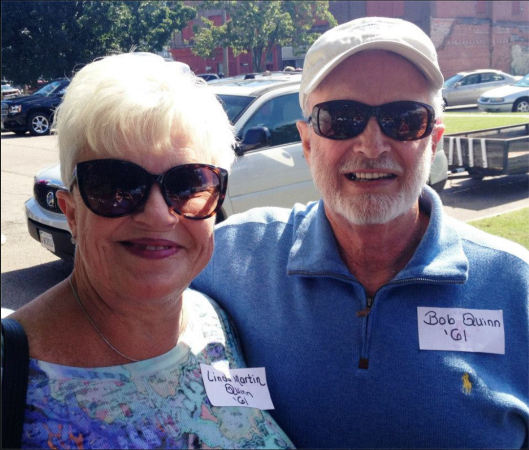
[134,184,179,226]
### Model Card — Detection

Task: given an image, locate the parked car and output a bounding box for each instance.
[1,78,69,135]
[477,73,529,112]
[442,69,521,107]
[1,84,22,100]
[25,73,448,261]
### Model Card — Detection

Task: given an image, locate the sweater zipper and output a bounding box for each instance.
[354,277,464,370]
[356,295,374,369]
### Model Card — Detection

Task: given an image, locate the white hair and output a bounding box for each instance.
[55,52,235,187]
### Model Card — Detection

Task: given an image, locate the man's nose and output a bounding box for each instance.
[350,117,391,158]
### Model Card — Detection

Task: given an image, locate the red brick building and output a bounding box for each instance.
[169,1,529,78]
[169,8,282,76]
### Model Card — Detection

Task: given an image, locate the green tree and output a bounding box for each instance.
[193,1,336,72]
[1,1,196,86]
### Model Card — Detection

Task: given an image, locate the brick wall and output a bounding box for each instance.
[431,17,529,76]
[171,1,529,77]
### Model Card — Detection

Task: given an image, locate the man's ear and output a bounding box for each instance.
[297,120,312,166]
[56,190,78,240]
[430,121,446,160]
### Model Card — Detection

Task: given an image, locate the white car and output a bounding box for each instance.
[477,74,529,112]
[25,72,448,261]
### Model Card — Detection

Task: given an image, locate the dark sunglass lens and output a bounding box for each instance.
[314,101,368,140]
[164,166,221,218]
[78,160,148,217]
[379,102,431,141]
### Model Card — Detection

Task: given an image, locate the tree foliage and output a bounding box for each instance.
[1,1,196,86]
[193,1,336,72]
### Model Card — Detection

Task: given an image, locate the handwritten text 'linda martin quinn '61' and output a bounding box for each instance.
[417,307,505,355]
[200,363,275,410]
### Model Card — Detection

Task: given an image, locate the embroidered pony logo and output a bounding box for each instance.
[461,373,472,395]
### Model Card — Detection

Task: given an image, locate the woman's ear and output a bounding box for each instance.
[56,190,78,240]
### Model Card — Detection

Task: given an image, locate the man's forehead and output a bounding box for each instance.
[309,50,431,105]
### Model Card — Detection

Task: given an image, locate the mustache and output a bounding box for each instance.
[339,154,403,173]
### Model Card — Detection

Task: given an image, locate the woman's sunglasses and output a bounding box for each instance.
[72,159,228,220]
[308,100,435,141]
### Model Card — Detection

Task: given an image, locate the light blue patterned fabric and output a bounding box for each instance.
[20,289,293,449]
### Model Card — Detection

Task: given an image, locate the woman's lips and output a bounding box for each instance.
[120,238,182,259]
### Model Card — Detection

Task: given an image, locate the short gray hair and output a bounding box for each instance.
[55,52,235,187]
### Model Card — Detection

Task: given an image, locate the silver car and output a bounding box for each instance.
[443,69,520,107]
[477,74,529,112]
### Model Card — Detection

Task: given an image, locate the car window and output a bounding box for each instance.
[239,93,303,147]
[217,94,254,123]
[34,81,65,97]
[460,74,481,86]
[514,74,529,87]
[444,74,463,88]
[481,73,504,83]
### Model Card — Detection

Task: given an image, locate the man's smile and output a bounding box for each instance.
[345,172,397,181]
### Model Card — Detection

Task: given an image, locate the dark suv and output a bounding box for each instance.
[1,79,69,135]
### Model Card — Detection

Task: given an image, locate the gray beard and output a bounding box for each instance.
[312,146,432,225]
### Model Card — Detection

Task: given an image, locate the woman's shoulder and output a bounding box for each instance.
[8,279,87,363]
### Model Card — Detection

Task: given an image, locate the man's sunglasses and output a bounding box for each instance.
[72,159,228,220]
[308,100,435,141]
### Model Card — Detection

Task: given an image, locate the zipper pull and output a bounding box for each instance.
[356,296,373,317]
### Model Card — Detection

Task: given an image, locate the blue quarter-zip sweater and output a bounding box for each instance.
[192,186,529,448]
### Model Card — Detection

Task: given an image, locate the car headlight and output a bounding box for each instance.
[488,98,504,103]
[8,104,22,114]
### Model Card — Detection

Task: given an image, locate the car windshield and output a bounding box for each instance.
[514,74,529,87]
[444,74,464,88]
[33,81,64,97]
[216,94,255,123]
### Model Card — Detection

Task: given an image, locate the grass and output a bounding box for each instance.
[468,207,529,249]
[443,111,529,134]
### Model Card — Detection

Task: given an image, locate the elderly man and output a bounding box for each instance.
[193,17,528,448]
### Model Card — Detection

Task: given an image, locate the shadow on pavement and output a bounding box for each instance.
[1,259,72,310]
[440,173,529,211]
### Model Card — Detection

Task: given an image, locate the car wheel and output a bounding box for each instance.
[28,112,51,136]
[513,98,529,112]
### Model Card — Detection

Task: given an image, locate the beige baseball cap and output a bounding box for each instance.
[299,17,444,111]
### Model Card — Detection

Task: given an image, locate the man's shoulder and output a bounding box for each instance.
[446,215,529,267]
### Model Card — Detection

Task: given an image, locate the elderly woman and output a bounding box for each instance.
[2,53,293,449]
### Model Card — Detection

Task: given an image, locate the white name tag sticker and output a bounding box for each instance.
[417,307,505,354]
[200,363,275,410]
